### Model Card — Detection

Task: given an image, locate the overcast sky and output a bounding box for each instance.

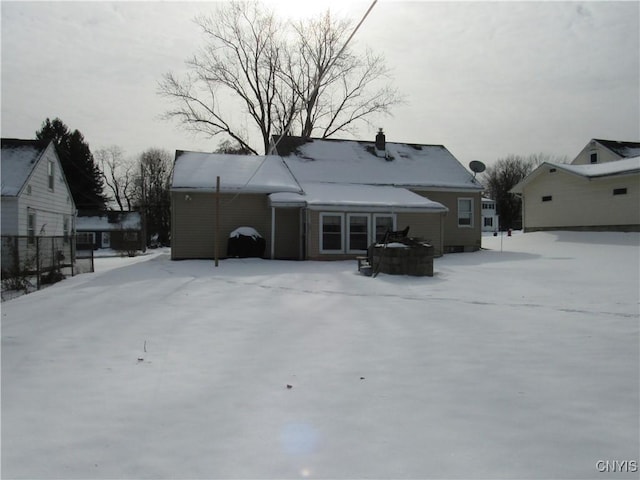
[2,0,639,167]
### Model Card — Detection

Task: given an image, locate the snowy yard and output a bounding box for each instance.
[2,232,638,479]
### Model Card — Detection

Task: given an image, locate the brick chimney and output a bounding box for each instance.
[375,128,388,159]
[375,128,386,151]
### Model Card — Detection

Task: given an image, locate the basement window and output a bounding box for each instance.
[613,188,627,196]
[542,196,553,202]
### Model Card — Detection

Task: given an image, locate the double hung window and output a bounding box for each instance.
[320,213,396,253]
[27,211,36,244]
[347,214,369,252]
[458,198,473,227]
[320,214,343,252]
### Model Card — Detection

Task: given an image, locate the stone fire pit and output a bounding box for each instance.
[369,240,434,277]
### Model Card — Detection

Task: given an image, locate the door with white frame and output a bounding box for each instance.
[102,232,111,248]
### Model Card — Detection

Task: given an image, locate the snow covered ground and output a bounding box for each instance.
[2,232,638,479]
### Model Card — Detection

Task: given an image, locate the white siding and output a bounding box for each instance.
[11,144,76,237]
[522,169,640,230]
[572,141,622,165]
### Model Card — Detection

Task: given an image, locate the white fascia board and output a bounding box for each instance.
[306,204,448,213]
[407,185,484,193]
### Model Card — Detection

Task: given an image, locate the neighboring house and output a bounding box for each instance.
[570,139,640,166]
[511,152,640,232]
[76,211,145,252]
[481,198,499,232]
[171,131,483,261]
[1,138,76,270]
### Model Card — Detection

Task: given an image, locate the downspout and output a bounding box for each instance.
[440,212,445,257]
[304,208,310,260]
[271,206,275,260]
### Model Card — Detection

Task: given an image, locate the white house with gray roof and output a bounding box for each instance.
[1,138,76,239]
[171,131,484,261]
[512,140,640,232]
[1,138,77,271]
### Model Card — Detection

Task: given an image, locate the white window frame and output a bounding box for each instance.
[319,213,399,254]
[102,232,111,248]
[48,160,55,191]
[373,214,396,243]
[319,213,344,253]
[77,232,95,246]
[347,213,370,253]
[27,210,36,244]
[457,198,473,228]
[63,216,70,243]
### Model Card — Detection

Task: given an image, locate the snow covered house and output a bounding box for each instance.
[1,139,76,270]
[170,153,304,260]
[270,133,483,255]
[570,138,640,166]
[511,146,640,232]
[481,198,499,232]
[76,211,145,252]
[171,132,483,261]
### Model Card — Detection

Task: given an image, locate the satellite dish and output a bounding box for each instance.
[469,160,486,174]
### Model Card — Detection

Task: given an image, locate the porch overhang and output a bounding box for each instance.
[269,183,448,213]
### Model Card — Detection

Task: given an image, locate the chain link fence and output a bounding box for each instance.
[1,236,77,292]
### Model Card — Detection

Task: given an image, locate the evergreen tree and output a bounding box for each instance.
[36,118,108,211]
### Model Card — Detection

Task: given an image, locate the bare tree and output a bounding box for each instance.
[289,11,402,139]
[215,139,254,155]
[159,1,402,154]
[481,153,568,230]
[95,146,136,211]
[159,2,286,155]
[134,149,173,246]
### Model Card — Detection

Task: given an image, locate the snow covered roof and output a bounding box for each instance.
[1,139,50,196]
[171,151,302,194]
[554,156,640,177]
[511,156,640,193]
[594,139,640,159]
[271,136,483,191]
[76,211,142,231]
[270,182,448,212]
